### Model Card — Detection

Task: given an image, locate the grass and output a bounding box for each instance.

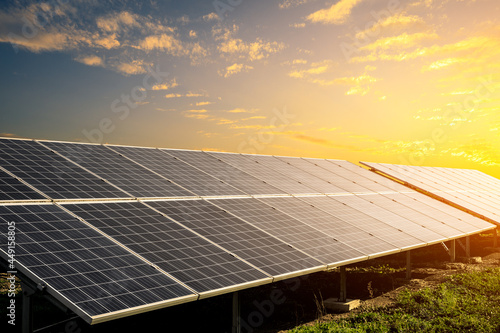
[287,268,500,333]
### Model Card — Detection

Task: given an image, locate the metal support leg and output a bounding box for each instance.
[450,239,456,263]
[465,236,470,258]
[232,292,241,333]
[494,228,498,248]
[21,282,36,333]
[339,266,347,303]
[406,251,412,280]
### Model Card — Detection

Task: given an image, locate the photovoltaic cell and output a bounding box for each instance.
[164,150,285,195]
[0,204,193,319]
[207,152,317,194]
[209,197,365,264]
[146,200,323,276]
[0,169,46,201]
[245,155,346,194]
[63,201,268,293]
[0,139,129,200]
[41,141,193,198]
[109,145,245,196]
[260,196,399,256]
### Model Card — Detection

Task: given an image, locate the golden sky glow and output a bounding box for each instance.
[0,0,499,178]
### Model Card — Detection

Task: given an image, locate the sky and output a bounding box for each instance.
[0,0,499,178]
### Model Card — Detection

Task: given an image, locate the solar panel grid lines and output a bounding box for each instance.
[326,160,403,193]
[145,199,326,280]
[206,151,319,195]
[358,194,466,239]
[381,193,495,234]
[106,145,246,197]
[256,196,397,259]
[0,138,131,200]
[361,162,500,226]
[164,149,288,196]
[208,197,366,267]
[456,169,500,192]
[0,165,49,202]
[300,158,372,194]
[365,163,500,222]
[244,154,346,195]
[332,194,450,244]
[407,166,500,212]
[361,163,481,209]
[0,203,196,324]
[40,140,194,199]
[297,195,430,250]
[54,202,204,296]
[62,201,272,296]
[424,167,500,204]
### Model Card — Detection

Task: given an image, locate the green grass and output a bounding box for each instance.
[288,268,500,333]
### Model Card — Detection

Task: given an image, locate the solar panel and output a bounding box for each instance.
[362,162,500,224]
[298,196,429,249]
[62,201,269,294]
[209,197,365,265]
[0,204,195,324]
[0,139,130,200]
[146,199,324,278]
[0,168,47,201]
[259,196,402,256]
[245,155,346,194]
[207,152,317,195]
[40,141,194,199]
[108,145,246,197]
[164,149,286,195]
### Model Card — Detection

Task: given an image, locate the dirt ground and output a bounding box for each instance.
[281,251,500,332]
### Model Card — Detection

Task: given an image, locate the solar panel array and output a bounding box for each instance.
[0,137,495,325]
[361,162,500,225]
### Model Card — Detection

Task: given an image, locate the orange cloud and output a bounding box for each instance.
[306,0,364,25]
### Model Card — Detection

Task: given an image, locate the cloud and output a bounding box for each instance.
[422,58,467,71]
[219,63,254,77]
[351,35,497,63]
[227,108,257,113]
[150,78,178,91]
[195,101,213,106]
[96,11,140,33]
[355,13,425,40]
[279,0,312,9]
[214,25,285,62]
[360,32,439,52]
[75,55,103,67]
[114,60,148,75]
[306,0,364,25]
[165,91,207,99]
[203,12,219,22]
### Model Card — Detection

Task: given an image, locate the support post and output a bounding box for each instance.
[406,250,412,280]
[450,239,456,263]
[232,292,241,333]
[494,228,498,248]
[465,236,471,258]
[21,282,35,333]
[339,266,347,303]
